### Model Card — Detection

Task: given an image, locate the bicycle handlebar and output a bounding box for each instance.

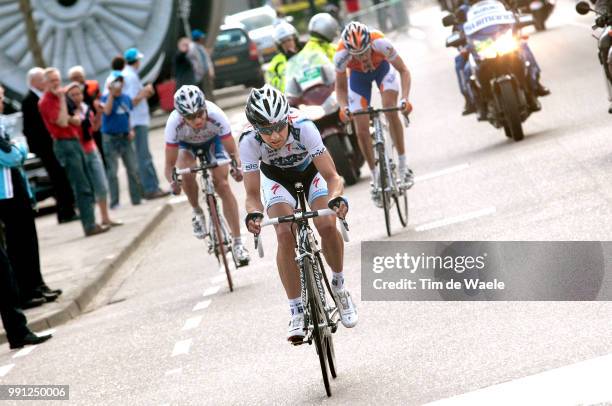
[349,106,411,127]
[254,208,350,258]
[175,158,232,175]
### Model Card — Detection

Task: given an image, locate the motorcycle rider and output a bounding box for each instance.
[266,22,301,92]
[301,12,339,63]
[453,0,550,117]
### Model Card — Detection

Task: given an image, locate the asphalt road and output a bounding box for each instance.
[1,1,611,404]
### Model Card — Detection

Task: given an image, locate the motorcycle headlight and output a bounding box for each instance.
[474,30,518,59]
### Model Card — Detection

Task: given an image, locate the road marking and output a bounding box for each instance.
[164,368,183,376]
[182,316,203,331]
[211,274,227,284]
[171,339,193,357]
[0,364,15,378]
[426,353,612,405]
[193,300,211,311]
[415,163,471,182]
[415,207,496,232]
[203,286,220,298]
[168,195,188,205]
[12,346,36,358]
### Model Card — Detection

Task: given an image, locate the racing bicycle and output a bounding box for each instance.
[351,106,410,237]
[174,150,244,292]
[254,182,350,397]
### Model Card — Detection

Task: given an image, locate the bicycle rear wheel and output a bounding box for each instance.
[395,190,408,228]
[305,256,332,397]
[377,143,392,237]
[208,195,234,292]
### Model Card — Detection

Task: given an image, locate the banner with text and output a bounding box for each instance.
[361,241,611,301]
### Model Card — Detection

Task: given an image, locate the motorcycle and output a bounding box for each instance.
[285,48,364,185]
[575,0,612,113]
[443,1,540,141]
[511,0,555,31]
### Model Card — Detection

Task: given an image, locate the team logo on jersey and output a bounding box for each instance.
[313,176,320,188]
[271,183,281,195]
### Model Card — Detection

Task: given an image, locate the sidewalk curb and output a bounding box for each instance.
[0,202,174,345]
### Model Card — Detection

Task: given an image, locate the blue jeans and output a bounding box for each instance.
[52,139,96,233]
[133,125,160,195]
[102,133,142,207]
[84,150,108,201]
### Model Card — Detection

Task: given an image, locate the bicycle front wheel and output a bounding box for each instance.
[208,195,234,292]
[395,189,409,228]
[304,256,332,397]
[377,143,392,237]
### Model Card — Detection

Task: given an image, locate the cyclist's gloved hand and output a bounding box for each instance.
[170,181,181,195]
[399,99,413,114]
[245,211,264,234]
[328,196,348,219]
[230,159,243,182]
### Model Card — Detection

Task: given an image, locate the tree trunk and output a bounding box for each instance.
[18,0,46,68]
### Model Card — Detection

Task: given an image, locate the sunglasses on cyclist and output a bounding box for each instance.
[183,109,206,121]
[255,120,288,135]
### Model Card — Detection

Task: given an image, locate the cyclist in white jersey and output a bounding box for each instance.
[165,85,249,264]
[240,85,357,341]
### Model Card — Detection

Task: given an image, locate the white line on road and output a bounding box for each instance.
[182,316,203,331]
[0,364,15,378]
[415,163,471,183]
[193,300,212,311]
[203,286,220,298]
[426,353,612,405]
[171,339,193,357]
[415,207,496,232]
[12,346,36,358]
[164,368,183,376]
[211,274,227,284]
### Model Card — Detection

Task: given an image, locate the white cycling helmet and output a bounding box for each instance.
[174,85,206,116]
[245,84,290,126]
[308,13,339,42]
[273,21,297,45]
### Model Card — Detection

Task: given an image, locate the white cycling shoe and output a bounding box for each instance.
[192,213,207,239]
[370,182,383,208]
[287,313,306,342]
[333,288,358,328]
[400,167,415,190]
[232,242,250,266]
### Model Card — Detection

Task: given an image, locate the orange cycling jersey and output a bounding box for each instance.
[334,31,398,73]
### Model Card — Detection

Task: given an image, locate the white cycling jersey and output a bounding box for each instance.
[165,100,232,146]
[239,108,327,172]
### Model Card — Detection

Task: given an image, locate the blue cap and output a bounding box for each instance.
[124,48,144,63]
[191,29,205,40]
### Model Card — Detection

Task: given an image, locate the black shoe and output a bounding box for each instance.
[58,213,80,224]
[462,101,476,116]
[144,189,171,200]
[608,103,612,114]
[9,332,53,349]
[21,297,46,309]
[527,95,542,112]
[41,285,63,297]
[41,291,59,302]
[535,83,550,97]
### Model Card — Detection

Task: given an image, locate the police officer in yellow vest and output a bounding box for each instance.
[266,22,300,92]
[301,13,339,63]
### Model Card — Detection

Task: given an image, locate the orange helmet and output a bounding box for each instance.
[341,22,371,55]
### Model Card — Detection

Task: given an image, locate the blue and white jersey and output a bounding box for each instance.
[239,109,326,173]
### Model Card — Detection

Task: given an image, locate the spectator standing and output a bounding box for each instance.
[121,48,169,200]
[0,244,53,349]
[66,82,122,226]
[100,71,142,208]
[174,37,197,89]
[21,67,78,224]
[191,29,216,102]
[1,84,63,309]
[68,65,105,165]
[38,68,109,237]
